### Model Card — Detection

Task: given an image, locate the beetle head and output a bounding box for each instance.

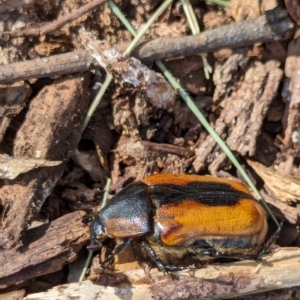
[87,216,107,251]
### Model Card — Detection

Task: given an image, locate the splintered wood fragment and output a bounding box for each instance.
[24,248,300,300]
[0,8,294,84]
[0,75,90,249]
[0,154,62,180]
[79,28,176,112]
[0,211,89,289]
[247,160,300,203]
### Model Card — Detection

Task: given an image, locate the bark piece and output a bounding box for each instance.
[114,136,191,165]
[213,48,249,102]
[14,75,90,159]
[282,34,300,146]
[111,137,192,185]
[193,60,283,173]
[24,248,300,300]
[0,211,89,289]
[0,75,90,249]
[225,61,283,155]
[0,167,65,249]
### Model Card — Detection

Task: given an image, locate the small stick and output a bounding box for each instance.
[0,9,294,84]
[0,50,93,83]
[6,0,108,37]
[132,8,294,63]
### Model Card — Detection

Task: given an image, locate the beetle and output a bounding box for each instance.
[88,173,282,272]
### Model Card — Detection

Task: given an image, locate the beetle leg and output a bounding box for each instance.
[140,241,196,273]
[200,249,262,262]
[81,215,93,224]
[164,264,196,272]
[258,220,283,257]
[102,238,134,265]
[140,241,167,273]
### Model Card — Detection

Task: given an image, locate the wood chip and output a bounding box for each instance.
[0,154,62,180]
[24,248,300,300]
[0,211,89,289]
[248,160,300,203]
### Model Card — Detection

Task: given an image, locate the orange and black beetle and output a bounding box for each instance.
[88,174,282,272]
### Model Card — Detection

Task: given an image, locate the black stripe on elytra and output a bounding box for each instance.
[149,181,254,208]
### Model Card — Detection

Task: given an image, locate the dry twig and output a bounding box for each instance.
[0,8,294,84]
[132,8,294,63]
